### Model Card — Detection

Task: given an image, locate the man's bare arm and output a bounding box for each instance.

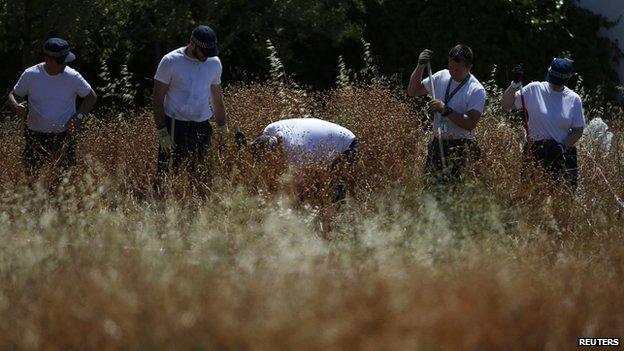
[77,89,97,116]
[153,80,169,128]
[407,64,429,97]
[447,109,482,131]
[7,91,27,122]
[211,84,227,127]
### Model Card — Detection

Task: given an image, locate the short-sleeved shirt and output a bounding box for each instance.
[514,81,585,143]
[263,118,356,165]
[154,47,222,122]
[422,69,486,140]
[13,63,92,133]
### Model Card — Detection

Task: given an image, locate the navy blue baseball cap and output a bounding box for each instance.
[546,58,574,86]
[43,38,76,64]
[191,25,219,57]
[251,134,278,150]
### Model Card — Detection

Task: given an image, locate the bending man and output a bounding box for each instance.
[251,117,358,202]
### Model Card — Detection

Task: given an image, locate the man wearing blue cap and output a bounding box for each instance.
[153,25,228,185]
[7,37,97,175]
[501,58,585,190]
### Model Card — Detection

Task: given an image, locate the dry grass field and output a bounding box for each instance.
[0,82,623,350]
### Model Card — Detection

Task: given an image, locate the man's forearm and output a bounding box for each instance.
[501,85,517,110]
[152,98,166,128]
[213,103,226,127]
[7,92,22,111]
[77,91,97,116]
[210,85,227,127]
[561,128,584,149]
[447,112,479,131]
[407,65,425,97]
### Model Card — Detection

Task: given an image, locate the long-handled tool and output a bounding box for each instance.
[427,61,447,172]
[513,64,531,152]
[234,123,247,149]
[168,115,176,169]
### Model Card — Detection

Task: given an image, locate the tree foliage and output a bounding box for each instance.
[0,0,621,104]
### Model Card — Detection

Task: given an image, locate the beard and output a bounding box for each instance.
[192,47,208,62]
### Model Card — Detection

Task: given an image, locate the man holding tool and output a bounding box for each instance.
[501,58,585,190]
[407,44,486,183]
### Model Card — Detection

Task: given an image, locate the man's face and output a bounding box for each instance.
[447,59,471,81]
[44,56,67,74]
[191,43,208,62]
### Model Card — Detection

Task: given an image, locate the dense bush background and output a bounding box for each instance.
[1,0,622,106]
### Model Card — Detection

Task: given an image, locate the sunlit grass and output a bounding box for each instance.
[0,82,622,349]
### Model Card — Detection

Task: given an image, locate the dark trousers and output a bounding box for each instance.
[301,139,359,204]
[332,139,359,202]
[157,116,213,175]
[23,128,75,175]
[425,138,480,182]
[523,140,578,190]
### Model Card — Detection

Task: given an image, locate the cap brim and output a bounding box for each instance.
[546,73,566,86]
[199,46,218,58]
[63,52,76,63]
[251,135,278,150]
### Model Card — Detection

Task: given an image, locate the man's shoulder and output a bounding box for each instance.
[526,81,545,90]
[435,69,450,79]
[202,56,222,70]
[63,66,84,78]
[563,87,581,100]
[162,47,187,61]
[467,74,486,94]
[21,63,44,76]
[265,120,284,129]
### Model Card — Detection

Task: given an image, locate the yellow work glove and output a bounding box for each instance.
[158,127,174,152]
[418,49,433,66]
[427,99,454,116]
[217,124,229,134]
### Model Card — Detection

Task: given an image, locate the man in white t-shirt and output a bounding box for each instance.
[153,25,228,184]
[501,58,585,190]
[407,44,486,183]
[7,37,97,175]
[250,117,358,202]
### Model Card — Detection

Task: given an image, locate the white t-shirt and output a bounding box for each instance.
[514,82,585,143]
[154,47,222,122]
[263,118,356,165]
[13,63,92,133]
[422,69,486,140]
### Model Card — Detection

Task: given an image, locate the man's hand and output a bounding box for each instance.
[216,124,229,135]
[234,124,247,148]
[508,64,524,92]
[511,64,524,81]
[214,124,229,145]
[158,127,174,152]
[66,113,83,137]
[553,143,567,161]
[418,49,433,66]
[509,81,522,92]
[15,102,27,121]
[427,99,453,116]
